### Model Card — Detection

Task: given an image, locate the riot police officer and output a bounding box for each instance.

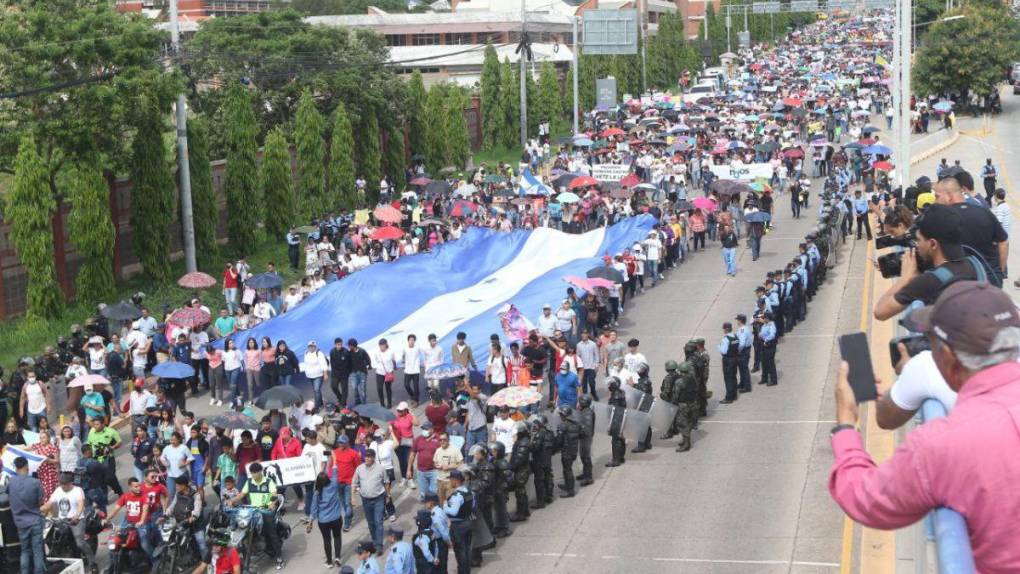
[528,415,555,509]
[468,445,496,549]
[672,362,700,453]
[659,361,682,440]
[555,406,582,497]
[691,338,711,417]
[575,395,595,486]
[508,422,532,522]
[631,363,654,453]
[487,442,511,537]
[606,377,627,467]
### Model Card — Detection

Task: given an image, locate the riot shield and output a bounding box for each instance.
[621,409,651,444]
[647,399,679,432]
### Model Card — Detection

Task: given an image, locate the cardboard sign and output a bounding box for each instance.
[708,163,775,181]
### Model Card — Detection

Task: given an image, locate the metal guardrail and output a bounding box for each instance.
[917,399,977,574]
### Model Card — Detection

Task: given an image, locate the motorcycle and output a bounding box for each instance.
[227,503,291,574]
[104,523,149,574]
[153,516,201,574]
[44,509,102,561]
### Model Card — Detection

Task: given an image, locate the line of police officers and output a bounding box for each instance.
[718,233,829,402]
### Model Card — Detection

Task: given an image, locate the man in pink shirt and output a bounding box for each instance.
[829,281,1020,574]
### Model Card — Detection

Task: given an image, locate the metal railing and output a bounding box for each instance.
[917,399,977,574]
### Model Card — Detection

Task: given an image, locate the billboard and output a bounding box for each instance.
[582,9,639,56]
[596,77,618,109]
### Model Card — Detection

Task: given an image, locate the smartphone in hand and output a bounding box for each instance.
[839,332,878,403]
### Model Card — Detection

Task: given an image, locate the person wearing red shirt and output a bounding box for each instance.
[234,431,261,490]
[330,435,361,532]
[105,478,155,561]
[424,393,450,435]
[407,421,441,502]
[222,263,239,315]
[140,469,169,520]
[271,427,304,510]
[193,537,241,574]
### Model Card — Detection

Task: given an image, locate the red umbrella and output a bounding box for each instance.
[783,97,803,107]
[170,307,211,328]
[177,271,217,289]
[783,147,805,159]
[450,200,479,217]
[569,175,599,189]
[619,174,641,187]
[373,205,403,224]
[600,127,625,138]
[409,177,432,186]
[873,161,894,171]
[371,226,404,240]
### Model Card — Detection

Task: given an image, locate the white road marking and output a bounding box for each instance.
[700,420,836,424]
[493,552,839,568]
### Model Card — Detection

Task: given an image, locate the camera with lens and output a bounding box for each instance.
[888,333,932,368]
[874,228,921,279]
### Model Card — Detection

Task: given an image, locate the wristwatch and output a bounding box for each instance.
[830,423,856,437]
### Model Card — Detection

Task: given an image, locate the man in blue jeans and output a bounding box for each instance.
[407,422,440,501]
[347,338,371,406]
[8,457,46,574]
[352,449,389,549]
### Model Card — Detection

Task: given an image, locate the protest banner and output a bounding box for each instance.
[246,455,317,487]
[708,163,774,181]
[591,164,632,182]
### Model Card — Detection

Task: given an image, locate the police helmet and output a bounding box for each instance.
[606,376,621,391]
[664,360,679,371]
[468,443,489,459]
[415,509,433,530]
[678,361,693,373]
[557,406,574,418]
[578,394,593,408]
[532,414,548,427]
[514,420,530,435]
[637,362,650,376]
[488,441,506,459]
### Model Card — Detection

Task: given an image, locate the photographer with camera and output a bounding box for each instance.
[935,169,1007,286]
[875,336,956,430]
[873,204,986,321]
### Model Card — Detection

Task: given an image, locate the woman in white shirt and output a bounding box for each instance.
[371,429,399,522]
[371,339,397,408]
[223,339,243,406]
[486,343,510,392]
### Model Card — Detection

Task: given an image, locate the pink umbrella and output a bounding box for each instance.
[170,307,211,328]
[692,197,718,211]
[67,374,110,388]
[177,271,217,289]
[373,205,403,224]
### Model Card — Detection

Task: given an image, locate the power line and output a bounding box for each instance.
[0,72,117,99]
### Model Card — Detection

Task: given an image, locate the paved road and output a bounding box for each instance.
[86,183,863,574]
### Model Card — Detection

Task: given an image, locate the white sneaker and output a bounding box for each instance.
[389,514,397,523]
[409,481,417,489]
[209,398,216,406]
[216,400,223,407]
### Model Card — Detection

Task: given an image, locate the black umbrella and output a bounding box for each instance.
[209,411,260,430]
[555,136,574,145]
[100,300,143,321]
[353,403,396,422]
[411,154,426,162]
[675,200,693,211]
[425,180,452,195]
[245,272,283,290]
[552,173,575,189]
[254,386,304,410]
[587,266,624,283]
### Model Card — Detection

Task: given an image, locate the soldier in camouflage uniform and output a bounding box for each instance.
[671,362,700,452]
[631,363,654,453]
[658,361,682,440]
[689,338,711,418]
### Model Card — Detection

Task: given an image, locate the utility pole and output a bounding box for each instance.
[897,0,912,187]
[519,0,528,149]
[639,0,647,93]
[572,15,579,135]
[169,0,197,273]
[726,10,732,53]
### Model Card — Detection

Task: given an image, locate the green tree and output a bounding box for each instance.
[423,85,452,175]
[536,61,563,132]
[406,71,428,157]
[223,86,263,254]
[130,96,175,281]
[67,161,116,306]
[357,109,382,205]
[328,103,358,209]
[0,0,172,196]
[647,13,700,90]
[9,136,64,318]
[446,88,471,170]
[261,127,295,238]
[186,117,219,268]
[291,0,409,14]
[913,5,1020,99]
[499,58,520,149]
[480,44,503,150]
[295,91,326,217]
[383,124,407,193]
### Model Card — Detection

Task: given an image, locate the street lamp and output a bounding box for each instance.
[913,14,965,28]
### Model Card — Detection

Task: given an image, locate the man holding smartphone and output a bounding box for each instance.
[830,282,1020,572]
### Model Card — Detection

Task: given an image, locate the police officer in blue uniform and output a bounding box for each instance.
[443,469,474,574]
[758,312,779,386]
[718,322,740,403]
[735,315,754,393]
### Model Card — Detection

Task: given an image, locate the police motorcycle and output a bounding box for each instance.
[152,515,202,574]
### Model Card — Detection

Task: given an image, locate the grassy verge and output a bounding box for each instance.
[0,240,303,372]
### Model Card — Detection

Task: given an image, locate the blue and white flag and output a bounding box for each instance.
[226,216,655,369]
[2,445,45,475]
[518,169,552,197]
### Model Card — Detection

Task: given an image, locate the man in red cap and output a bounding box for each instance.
[830,281,1020,573]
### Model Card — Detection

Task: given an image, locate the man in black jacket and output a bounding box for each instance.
[329,338,351,407]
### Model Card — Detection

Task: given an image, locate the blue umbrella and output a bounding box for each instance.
[933,101,953,113]
[572,137,594,147]
[863,144,892,156]
[426,362,468,380]
[153,361,195,379]
[245,272,283,290]
[745,211,772,223]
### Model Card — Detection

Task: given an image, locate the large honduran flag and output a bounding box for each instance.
[228,215,655,370]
